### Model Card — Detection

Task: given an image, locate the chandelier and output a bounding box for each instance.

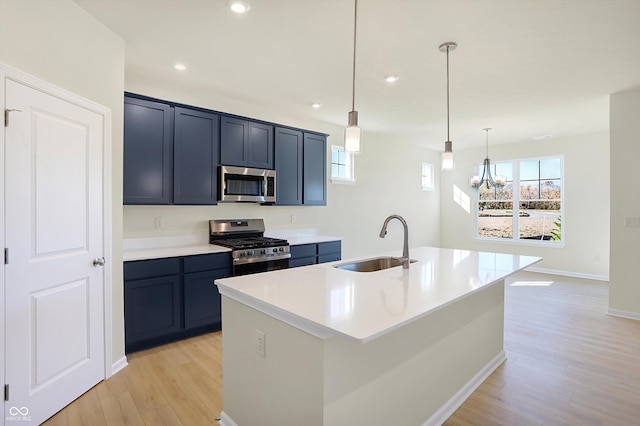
[471,128,505,189]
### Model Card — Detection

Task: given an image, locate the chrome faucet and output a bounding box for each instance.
[379,215,410,269]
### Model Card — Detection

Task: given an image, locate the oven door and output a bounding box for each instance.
[233,257,289,276]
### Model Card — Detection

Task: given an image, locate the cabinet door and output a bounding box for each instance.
[184,268,230,329]
[274,127,303,205]
[220,116,247,166]
[174,107,219,205]
[123,96,174,204]
[303,132,327,205]
[124,274,181,352]
[248,122,274,169]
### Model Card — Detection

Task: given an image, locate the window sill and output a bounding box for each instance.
[331,178,355,185]
[473,236,565,249]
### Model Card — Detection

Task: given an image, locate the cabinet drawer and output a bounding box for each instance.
[318,241,341,255]
[290,243,316,258]
[124,257,181,281]
[318,253,340,264]
[183,252,232,273]
[289,257,316,268]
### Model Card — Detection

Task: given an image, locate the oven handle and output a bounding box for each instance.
[233,253,292,265]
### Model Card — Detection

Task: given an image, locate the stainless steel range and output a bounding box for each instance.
[209,219,290,275]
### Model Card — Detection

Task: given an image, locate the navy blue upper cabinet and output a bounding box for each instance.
[220,116,274,169]
[123,96,174,204]
[303,132,327,206]
[274,127,303,205]
[173,107,220,205]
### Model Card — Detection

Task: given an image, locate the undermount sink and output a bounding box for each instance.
[334,256,417,272]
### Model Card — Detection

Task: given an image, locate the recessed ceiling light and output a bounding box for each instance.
[229,1,250,13]
[384,75,399,83]
[533,134,553,140]
[311,103,322,109]
[174,63,186,71]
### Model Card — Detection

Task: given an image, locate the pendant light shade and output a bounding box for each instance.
[439,42,457,171]
[345,0,362,154]
[471,128,505,189]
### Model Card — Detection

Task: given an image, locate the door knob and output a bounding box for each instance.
[92,257,106,267]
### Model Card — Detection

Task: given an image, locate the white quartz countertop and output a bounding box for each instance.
[123,232,341,262]
[216,247,541,343]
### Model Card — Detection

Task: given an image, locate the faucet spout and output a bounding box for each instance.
[379,215,410,269]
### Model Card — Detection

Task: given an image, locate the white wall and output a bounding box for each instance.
[0,0,126,364]
[123,74,441,259]
[439,132,610,279]
[609,88,640,317]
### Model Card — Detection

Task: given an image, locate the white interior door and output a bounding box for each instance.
[4,78,105,424]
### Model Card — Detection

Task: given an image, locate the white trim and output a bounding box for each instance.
[606,308,640,321]
[219,411,238,426]
[111,356,129,376]
[474,236,565,248]
[526,266,609,282]
[0,63,114,383]
[423,350,507,426]
[331,177,356,185]
[0,65,6,426]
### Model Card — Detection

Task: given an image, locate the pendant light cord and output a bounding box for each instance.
[351,0,358,112]
[446,45,450,142]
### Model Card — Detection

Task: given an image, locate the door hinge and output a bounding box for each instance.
[4,248,7,265]
[4,384,8,401]
[4,109,22,127]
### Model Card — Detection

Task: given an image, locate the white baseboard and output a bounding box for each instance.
[526,266,609,282]
[111,355,128,376]
[218,411,237,426]
[606,308,640,321]
[422,350,507,426]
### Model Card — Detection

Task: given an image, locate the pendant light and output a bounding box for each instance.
[439,42,457,171]
[471,128,505,189]
[345,0,362,154]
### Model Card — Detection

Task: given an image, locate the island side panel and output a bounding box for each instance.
[221,297,325,426]
[323,281,506,426]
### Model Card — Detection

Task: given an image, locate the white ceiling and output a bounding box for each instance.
[75,0,640,151]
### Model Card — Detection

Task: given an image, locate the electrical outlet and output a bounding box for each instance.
[624,216,639,228]
[291,214,296,224]
[256,330,265,358]
[154,217,165,229]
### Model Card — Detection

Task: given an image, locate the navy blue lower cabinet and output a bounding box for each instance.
[124,252,232,353]
[318,241,341,264]
[183,270,224,329]
[124,274,181,353]
[289,241,341,268]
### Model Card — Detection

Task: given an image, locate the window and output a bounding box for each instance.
[331,145,354,183]
[476,156,563,244]
[421,163,434,191]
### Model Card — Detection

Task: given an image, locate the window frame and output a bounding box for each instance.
[473,154,564,248]
[330,145,355,184]
[421,162,435,191]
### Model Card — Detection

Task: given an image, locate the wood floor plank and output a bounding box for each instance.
[41,272,640,425]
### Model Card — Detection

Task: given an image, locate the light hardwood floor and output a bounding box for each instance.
[43,272,640,425]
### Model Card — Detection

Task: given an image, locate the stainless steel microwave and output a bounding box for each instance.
[218,166,276,203]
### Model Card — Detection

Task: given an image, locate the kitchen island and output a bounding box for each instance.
[215,247,541,426]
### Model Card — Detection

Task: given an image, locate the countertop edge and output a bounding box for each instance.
[217,284,337,341]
